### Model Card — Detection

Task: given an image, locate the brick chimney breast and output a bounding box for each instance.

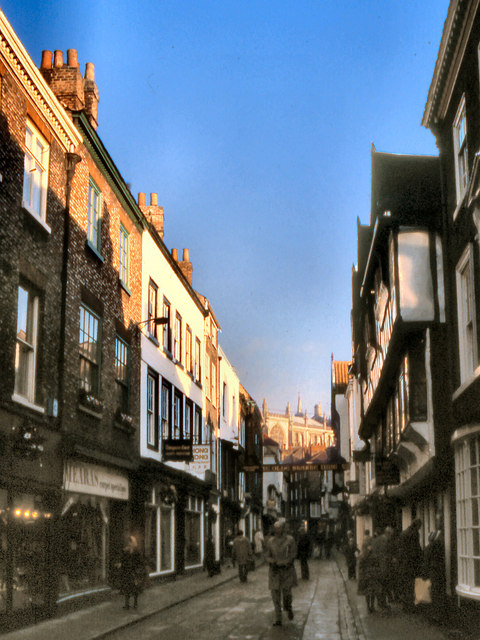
[179,248,193,286]
[139,192,164,239]
[83,63,99,130]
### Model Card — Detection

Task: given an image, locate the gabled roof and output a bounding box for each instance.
[332,360,351,391]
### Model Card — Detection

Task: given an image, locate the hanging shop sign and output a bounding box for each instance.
[374,458,400,485]
[347,480,360,494]
[188,445,211,478]
[63,460,129,500]
[163,438,193,461]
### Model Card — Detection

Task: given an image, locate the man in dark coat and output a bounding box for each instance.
[118,535,146,610]
[265,520,297,626]
[397,518,423,611]
[297,526,311,580]
[232,530,253,582]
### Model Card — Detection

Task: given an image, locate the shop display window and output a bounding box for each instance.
[184,496,203,568]
[59,494,107,596]
[144,491,174,575]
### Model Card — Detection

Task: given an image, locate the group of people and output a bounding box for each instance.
[346,518,446,620]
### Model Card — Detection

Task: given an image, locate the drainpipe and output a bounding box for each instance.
[58,152,82,423]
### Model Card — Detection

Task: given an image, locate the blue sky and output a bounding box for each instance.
[3,0,450,415]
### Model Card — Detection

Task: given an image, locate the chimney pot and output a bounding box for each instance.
[183,248,190,262]
[172,248,178,261]
[138,192,146,207]
[150,193,158,206]
[53,50,63,68]
[85,62,95,81]
[67,49,78,67]
[41,50,52,70]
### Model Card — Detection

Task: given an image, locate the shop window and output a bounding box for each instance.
[58,495,108,596]
[455,433,480,595]
[184,496,203,567]
[144,491,174,575]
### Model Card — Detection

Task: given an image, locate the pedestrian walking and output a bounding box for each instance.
[397,518,423,612]
[118,535,147,610]
[343,535,359,580]
[265,520,297,626]
[371,526,393,611]
[357,540,382,613]
[205,534,216,577]
[297,526,311,580]
[232,529,253,582]
[422,519,447,623]
[254,528,265,559]
[225,529,234,567]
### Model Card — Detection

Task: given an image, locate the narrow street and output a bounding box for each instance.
[107,561,351,640]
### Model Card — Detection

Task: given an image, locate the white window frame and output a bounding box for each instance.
[14,284,39,404]
[22,120,50,227]
[147,370,158,449]
[456,244,478,383]
[453,96,468,205]
[454,433,480,598]
[87,178,102,252]
[79,304,101,395]
[147,280,158,340]
[119,224,129,287]
[186,325,193,374]
[174,312,182,363]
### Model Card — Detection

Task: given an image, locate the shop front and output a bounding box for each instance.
[59,459,129,603]
[144,485,176,576]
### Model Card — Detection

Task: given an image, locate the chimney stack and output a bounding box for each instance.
[138,192,164,239]
[83,62,99,130]
[171,248,178,261]
[40,48,85,114]
[40,49,99,129]
[179,248,193,286]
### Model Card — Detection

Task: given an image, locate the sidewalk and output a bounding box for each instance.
[1,564,240,640]
[333,550,473,640]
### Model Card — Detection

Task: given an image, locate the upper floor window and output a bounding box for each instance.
[173,389,183,438]
[147,369,159,450]
[119,225,129,288]
[186,326,193,374]
[161,380,172,439]
[79,304,101,395]
[87,178,102,252]
[22,121,49,222]
[194,406,202,444]
[14,283,40,403]
[211,359,217,406]
[162,298,172,354]
[456,244,478,383]
[222,382,227,418]
[454,96,468,204]
[115,335,129,413]
[195,337,201,382]
[185,399,193,440]
[174,312,182,363]
[148,280,158,340]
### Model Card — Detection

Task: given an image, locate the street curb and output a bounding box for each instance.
[89,570,240,640]
[333,552,369,640]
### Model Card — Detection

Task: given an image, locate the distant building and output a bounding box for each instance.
[262,395,335,450]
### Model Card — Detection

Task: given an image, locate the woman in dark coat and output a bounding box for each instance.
[119,536,146,610]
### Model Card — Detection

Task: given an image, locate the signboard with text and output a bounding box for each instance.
[163,439,193,462]
[188,444,211,478]
[63,460,129,500]
[243,463,349,472]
